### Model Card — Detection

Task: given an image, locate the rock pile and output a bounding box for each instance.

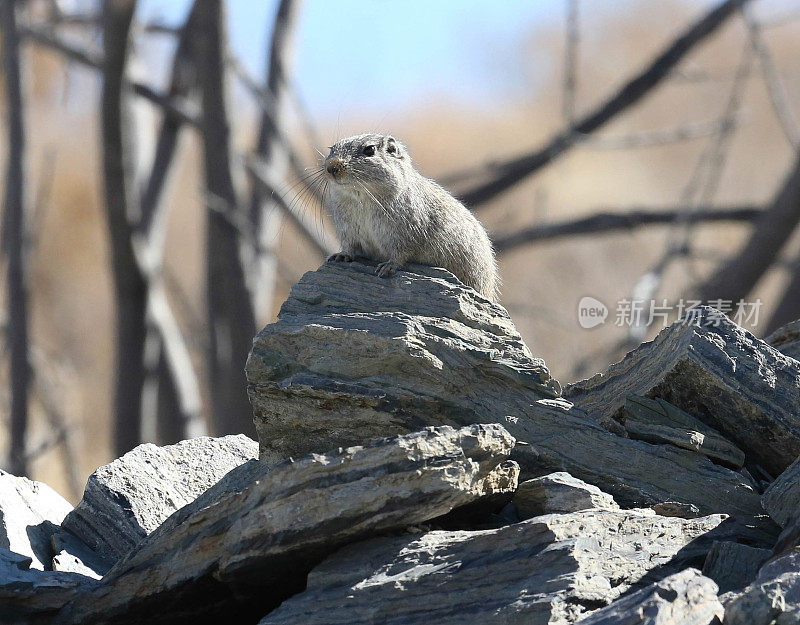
[2,259,800,624]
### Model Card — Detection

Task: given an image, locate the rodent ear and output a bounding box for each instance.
[385,136,403,158]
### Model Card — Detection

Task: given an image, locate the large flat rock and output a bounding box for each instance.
[565,307,800,476]
[259,508,742,625]
[61,434,258,562]
[55,424,516,625]
[0,470,73,570]
[246,263,765,524]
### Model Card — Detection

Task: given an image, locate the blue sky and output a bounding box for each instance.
[136,1,789,121]
[137,1,569,119]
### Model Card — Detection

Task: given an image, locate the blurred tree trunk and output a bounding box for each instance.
[1,0,30,476]
[137,4,203,444]
[695,152,800,308]
[194,0,257,436]
[247,0,304,321]
[101,0,145,456]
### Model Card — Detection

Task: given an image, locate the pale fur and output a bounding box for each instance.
[322,133,500,301]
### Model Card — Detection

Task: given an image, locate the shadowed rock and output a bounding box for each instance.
[0,471,72,570]
[767,319,800,361]
[0,548,97,625]
[61,435,258,562]
[55,424,516,625]
[566,307,800,476]
[578,568,723,625]
[259,508,742,625]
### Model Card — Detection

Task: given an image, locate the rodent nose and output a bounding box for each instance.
[326,159,343,178]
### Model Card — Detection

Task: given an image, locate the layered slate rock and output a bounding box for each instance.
[767,319,800,361]
[0,470,73,570]
[565,306,800,476]
[246,262,764,522]
[578,569,723,625]
[0,548,98,625]
[621,395,745,469]
[761,455,800,528]
[724,551,800,624]
[513,471,619,519]
[55,424,516,625]
[62,434,258,562]
[701,540,770,594]
[259,508,742,625]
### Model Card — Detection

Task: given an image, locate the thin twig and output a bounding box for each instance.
[563,0,579,126]
[572,117,735,150]
[743,6,800,148]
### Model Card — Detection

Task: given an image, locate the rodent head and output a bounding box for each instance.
[323,133,412,199]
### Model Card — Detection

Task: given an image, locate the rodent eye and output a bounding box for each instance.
[362,145,376,157]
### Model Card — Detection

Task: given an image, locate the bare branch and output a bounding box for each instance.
[46,11,180,35]
[743,7,800,148]
[454,0,752,207]
[2,0,31,476]
[493,205,760,253]
[245,0,307,321]
[228,52,321,202]
[627,38,752,341]
[563,0,579,126]
[19,22,200,126]
[695,151,800,305]
[767,253,800,334]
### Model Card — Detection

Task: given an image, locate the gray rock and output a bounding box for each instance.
[723,551,800,624]
[767,319,800,361]
[61,434,258,562]
[513,471,619,518]
[0,547,98,625]
[762,453,800,528]
[565,306,800,476]
[259,508,742,625]
[50,531,111,579]
[702,541,771,593]
[578,568,723,625]
[621,395,745,469]
[0,470,72,570]
[246,262,764,523]
[55,424,516,625]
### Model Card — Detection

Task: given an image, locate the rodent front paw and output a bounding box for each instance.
[328,252,354,263]
[376,260,401,278]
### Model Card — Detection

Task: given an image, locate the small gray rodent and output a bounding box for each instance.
[322,133,499,301]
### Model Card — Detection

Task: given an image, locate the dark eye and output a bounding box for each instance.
[362,145,376,157]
